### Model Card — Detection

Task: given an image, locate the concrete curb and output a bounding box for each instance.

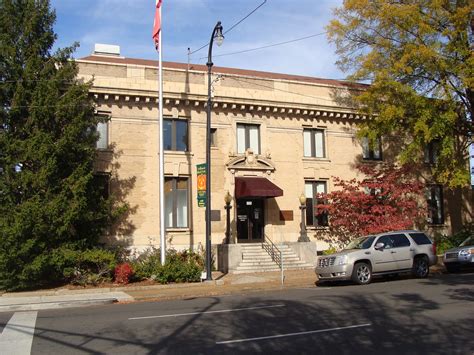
[0,291,135,313]
[125,278,317,302]
[2,275,228,298]
[0,298,117,312]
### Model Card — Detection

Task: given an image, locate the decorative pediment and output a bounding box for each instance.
[226,149,275,174]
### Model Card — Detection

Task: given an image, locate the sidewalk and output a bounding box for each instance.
[0,269,317,313]
[0,263,446,313]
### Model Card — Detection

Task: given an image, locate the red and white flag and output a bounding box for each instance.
[152,0,162,49]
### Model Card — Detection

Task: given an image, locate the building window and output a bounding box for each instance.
[237,124,260,154]
[96,122,108,149]
[165,177,189,228]
[305,181,329,227]
[361,136,382,160]
[303,129,325,158]
[364,186,382,197]
[93,173,110,200]
[210,128,217,147]
[164,119,188,151]
[427,185,444,225]
[424,140,439,164]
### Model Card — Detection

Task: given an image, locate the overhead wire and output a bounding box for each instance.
[188,0,268,56]
[223,0,267,36]
[199,31,328,60]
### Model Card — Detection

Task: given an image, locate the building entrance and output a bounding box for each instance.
[236,198,264,242]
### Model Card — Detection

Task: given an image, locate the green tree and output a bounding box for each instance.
[327,0,473,187]
[0,0,119,290]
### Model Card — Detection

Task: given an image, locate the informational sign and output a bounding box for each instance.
[196,163,207,207]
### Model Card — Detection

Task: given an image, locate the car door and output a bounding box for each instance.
[372,235,397,272]
[390,233,413,270]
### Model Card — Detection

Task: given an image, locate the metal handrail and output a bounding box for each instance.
[262,234,284,285]
[262,234,281,267]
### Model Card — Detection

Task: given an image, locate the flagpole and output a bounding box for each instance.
[158,3,166,265]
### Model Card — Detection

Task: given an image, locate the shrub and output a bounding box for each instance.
[322,246,338,255]
[130,246,162,281]
[131,247,204,284]
[435,225,474,254]
[51,247,118,286]
[114,263,134,285]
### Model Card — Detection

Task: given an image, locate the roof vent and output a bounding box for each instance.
[93,43,120,57]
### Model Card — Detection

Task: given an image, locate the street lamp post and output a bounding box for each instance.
[205,21,224,281]
[224,191,232,244]
[298,193,310,242]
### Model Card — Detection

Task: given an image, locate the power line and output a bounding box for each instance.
[223,0,267,35]
[188,0,268,56]
[199,31,328,60]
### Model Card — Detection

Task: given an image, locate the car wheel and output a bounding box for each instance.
[413,256,429,278]
[445,264,460,273]
[351,262,372,285]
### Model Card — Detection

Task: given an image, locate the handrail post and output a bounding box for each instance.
[280,247,284,285]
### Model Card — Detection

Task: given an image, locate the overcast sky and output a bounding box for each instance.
[50,0,345,79]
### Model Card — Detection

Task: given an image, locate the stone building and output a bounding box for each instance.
[76,44,471,269]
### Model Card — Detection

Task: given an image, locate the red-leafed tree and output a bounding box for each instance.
[319,163,426,247]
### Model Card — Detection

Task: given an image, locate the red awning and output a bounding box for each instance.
[235,177,283,198]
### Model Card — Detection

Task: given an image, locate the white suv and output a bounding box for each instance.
[315,230,438,285]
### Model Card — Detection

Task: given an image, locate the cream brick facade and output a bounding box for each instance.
[77,50,471,252]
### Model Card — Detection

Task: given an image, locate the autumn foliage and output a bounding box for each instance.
[114,263,134,285]
[320,163,426,246]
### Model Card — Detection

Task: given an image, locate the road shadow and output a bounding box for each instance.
[23,278,474,354]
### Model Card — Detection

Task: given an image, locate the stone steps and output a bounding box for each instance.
[234,244,314,273]
[233,264,313,274]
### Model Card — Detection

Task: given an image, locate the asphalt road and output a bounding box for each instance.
[1,272,473,354]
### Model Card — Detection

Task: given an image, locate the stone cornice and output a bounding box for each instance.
[89,90,366,121]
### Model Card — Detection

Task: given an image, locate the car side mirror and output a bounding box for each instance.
[375,242,385,250]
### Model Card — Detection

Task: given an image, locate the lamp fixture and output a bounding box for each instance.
[224,191,232,205]
[299,193,307,206]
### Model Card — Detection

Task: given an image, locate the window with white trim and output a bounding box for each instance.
[303,129,325,158]
[165,177,189,228]
[305,181,329,227]
[427,185,444,225]
[164,118,188,152]
[237,124,260,154]
[424,140,439,164]
[96,122,108,149]
[361,136,382,160]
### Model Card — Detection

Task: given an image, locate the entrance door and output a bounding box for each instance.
[237,199,264,242]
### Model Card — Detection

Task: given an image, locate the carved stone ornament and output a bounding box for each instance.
[226,148,276,174]
[245,149,257,166]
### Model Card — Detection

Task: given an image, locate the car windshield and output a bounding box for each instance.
[460,236,474,247]
[345,236,376,250]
